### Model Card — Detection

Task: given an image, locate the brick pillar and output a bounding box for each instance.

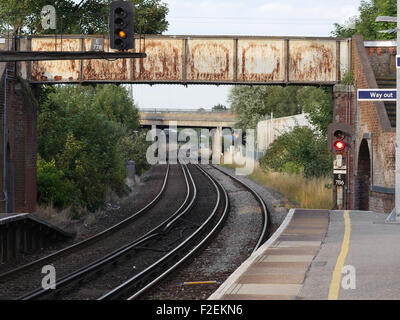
[0,62,37,213]
[332,84,355,210]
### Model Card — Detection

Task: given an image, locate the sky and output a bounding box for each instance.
[132,0,362,110]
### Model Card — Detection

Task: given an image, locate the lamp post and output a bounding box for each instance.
[376,6,400,222]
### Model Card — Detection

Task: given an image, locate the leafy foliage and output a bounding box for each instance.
[230,85,334,178]
[0,0,169,35]
[259,127,332,178]
[212,104,228,111]
[37,84,147,213]
[229,85,332,133]
[228,86,302,130]
[118,130,151,176]
[332,0,397,40]
[297,87,333,136]
[37,157,75,210]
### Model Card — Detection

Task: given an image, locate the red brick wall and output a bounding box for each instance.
[365,46,396,78]
[0,62,37,213]
[350,35,395,213]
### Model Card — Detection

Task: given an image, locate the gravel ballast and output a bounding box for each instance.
[141,164,294,300]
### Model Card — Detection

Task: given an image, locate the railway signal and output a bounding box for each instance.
[328,123,352,210]
[110,1,134,50]
[328,123,352,154]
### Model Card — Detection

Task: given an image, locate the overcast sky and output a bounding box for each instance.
[132,0,362,110]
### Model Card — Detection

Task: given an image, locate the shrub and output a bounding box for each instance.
[260,126,332,179]
[37,158,76,210]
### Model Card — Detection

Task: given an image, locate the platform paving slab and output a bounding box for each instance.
[209,209,329,300]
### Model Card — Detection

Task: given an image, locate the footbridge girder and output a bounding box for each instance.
[5,35,351,85]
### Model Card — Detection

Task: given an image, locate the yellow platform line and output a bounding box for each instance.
[328,210,351,300]
[183,281,217,285]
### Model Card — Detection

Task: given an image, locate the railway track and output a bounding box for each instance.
[17,164,222,300]
[0,164,190,299]
[209,165,271,253]
[0,163,271,300]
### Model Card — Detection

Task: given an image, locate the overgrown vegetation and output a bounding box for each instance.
[229,85,333,178]
[37,85,151,215]
[259,126,332,179]
[0,0,169,35]
[332,0,396,40]
[222,163,332,209]
[229,86,302,131]
[251,168,333,209]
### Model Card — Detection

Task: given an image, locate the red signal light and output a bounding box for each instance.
[334,141,345,151]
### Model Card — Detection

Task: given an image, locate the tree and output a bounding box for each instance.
[37,84,142,212]
[332,0,397,40]
[229,85,333,133]
[212,104,228,111]
[260,127,332,178]
[228,86,302,130]
[297,87,333,137]
[0,0,169,35]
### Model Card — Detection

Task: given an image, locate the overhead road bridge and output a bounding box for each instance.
[139,109,237,129]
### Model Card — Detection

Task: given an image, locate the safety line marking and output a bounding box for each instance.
[183,281,217,285]
[328,210,351,300]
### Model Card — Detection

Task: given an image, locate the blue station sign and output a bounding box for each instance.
[397,55,400,69]
[357,89,397,101]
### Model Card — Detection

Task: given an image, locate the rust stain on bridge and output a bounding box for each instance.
[17,35,350,85]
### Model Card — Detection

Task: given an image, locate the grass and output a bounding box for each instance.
[223,162,333,210]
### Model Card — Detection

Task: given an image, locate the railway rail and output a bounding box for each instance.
[209,165,271,253]
[0,164,188,299]
[0,163,272,300]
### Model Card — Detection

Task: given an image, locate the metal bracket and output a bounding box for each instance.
[0,51,147,62]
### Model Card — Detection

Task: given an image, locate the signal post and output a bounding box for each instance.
[328,123,352,210]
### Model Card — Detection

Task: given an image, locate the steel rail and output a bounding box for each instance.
[0,164,171,281]
[210,165,271,253]
[20,164,197,300]
[100,164,230,300]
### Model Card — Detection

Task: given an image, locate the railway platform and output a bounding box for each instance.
[0,213,73,263]
[209,208,400,300]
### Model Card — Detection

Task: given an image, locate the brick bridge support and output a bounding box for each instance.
[333,35,397,213]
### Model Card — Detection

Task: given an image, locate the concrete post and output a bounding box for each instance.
[126,160,136,189]
[212,127,223,164]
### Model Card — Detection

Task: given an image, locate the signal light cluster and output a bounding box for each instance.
[333,129,345,152]
[110,1,134,51]
[327,123,352,154]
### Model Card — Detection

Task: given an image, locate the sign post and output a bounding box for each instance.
[377,6,400,223]
[390,4,400,222]
[333,154,347,209]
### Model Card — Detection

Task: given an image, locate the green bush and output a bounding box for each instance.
[118,130,151,176]
[260,126,332,179]
[37,84,144,213]
[37,158,76,210]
